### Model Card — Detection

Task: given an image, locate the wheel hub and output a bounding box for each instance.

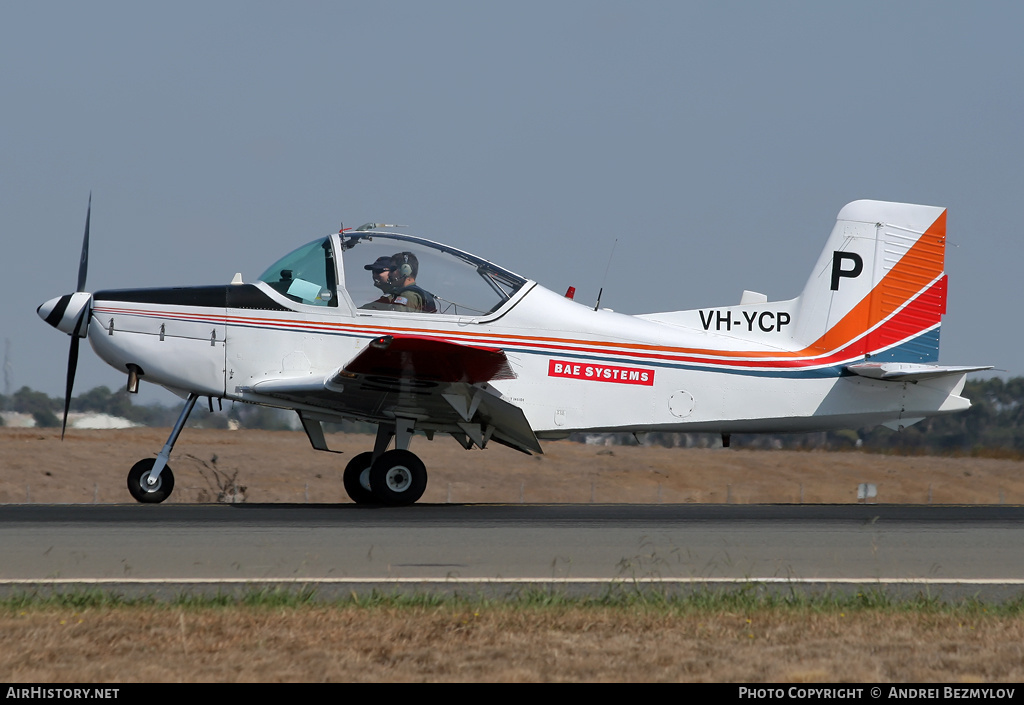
[385,466,412,492]
[140,471,162,493]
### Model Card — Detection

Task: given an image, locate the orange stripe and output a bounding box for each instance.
[803,209,946,356]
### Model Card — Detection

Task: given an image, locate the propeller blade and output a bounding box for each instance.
[61,308,87,440]
[77,193,91,292]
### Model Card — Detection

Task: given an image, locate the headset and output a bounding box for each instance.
[395,252,414,279]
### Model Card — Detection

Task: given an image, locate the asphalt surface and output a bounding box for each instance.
[1,503,1022,599]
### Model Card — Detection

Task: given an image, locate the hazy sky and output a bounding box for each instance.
[3,1,1022,404]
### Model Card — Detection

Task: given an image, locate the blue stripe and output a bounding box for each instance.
[868,328,941,363]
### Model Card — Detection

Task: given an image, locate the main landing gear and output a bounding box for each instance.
[126,393,198,504]
[343,418,428,506]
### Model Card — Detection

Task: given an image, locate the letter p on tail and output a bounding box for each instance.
[792,200,948,363]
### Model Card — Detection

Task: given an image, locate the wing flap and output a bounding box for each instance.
[456,388,543,454]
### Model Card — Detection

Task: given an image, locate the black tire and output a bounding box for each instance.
[369,449,427,506]
[343,451,377,504]
[127,458,174,504]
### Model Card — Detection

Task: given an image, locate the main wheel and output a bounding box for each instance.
[369,449,427,506]
[127,458,175,504]
[343,451,377,504]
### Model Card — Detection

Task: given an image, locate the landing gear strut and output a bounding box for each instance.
[343,418,428,506]
[126,392,197,504]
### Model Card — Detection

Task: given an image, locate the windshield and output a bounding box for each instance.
[258,238,338,307]
[340,232,526,316]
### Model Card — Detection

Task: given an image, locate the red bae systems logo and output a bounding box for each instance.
[548,360,655,386]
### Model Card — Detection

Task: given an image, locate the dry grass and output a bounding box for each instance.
[3,427,1024,505]
[2,602,1023,682]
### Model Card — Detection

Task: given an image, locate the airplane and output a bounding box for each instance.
[38,197,989,505]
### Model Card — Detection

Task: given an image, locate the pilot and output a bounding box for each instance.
[359,255,398,310]
[388,251,437,313]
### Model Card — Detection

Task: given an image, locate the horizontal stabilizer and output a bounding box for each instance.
[846,362,992,381]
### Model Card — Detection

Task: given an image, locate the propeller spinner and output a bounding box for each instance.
[36,194,93,439]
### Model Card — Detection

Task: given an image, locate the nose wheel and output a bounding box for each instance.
[127,458,175,504]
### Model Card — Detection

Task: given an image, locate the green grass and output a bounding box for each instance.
[3,584,1024,616]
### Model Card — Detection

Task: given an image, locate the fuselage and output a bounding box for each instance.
[85,228,970,439]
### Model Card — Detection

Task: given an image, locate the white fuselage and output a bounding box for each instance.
[87,279,969,439]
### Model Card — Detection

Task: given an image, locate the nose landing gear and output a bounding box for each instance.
[125,392,197,504]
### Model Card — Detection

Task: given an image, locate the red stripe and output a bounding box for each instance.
[92,272,945,372]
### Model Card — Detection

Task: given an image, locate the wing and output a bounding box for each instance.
[247,334,541,455]
[342,334,516,383]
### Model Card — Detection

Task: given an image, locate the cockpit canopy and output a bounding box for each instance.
[258,238,338,306]
[258,231,529,316]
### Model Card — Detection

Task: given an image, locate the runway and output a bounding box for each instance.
[2,504,1022,599]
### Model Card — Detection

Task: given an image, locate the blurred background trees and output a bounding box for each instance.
[2,378,1022,457]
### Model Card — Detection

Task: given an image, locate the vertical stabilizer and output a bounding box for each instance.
[792,200,947,363]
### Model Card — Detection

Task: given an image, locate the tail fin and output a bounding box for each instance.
[792,200,948,363]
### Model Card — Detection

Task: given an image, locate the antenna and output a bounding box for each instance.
[594,238,619,311]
